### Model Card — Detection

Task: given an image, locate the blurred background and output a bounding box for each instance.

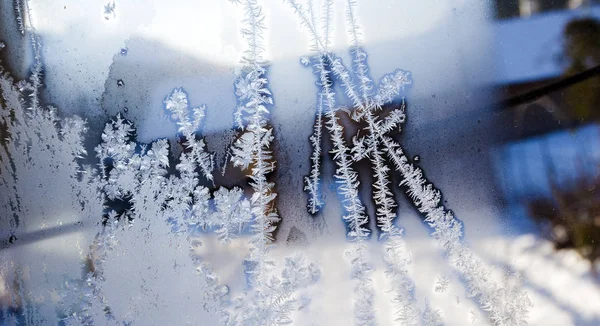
[492,0,600,273]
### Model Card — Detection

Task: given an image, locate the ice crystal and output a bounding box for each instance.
[287,0,531,325]
[227,254,320,326]
[103,1,116,20]
[434,275,450,294]
[229,0,280,287]
[209,187,253,244]
[0,49,104,326]
[13,0,25,35]
[286,2,378,324]
[422,298,444,326]
[165,88,214,182]
[0,1,533,325]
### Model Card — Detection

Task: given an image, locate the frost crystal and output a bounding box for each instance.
[210,187,252,244]
[0,38,104,326]
[227,254,320,326]
[287,0,531,324]
[229,0,280,285]
[165,88,214,182]
[14,0,25,35]
[434,275,450,294]
[300,56,311,66]
[103,1,116,20]
[0,1,534,325]
[422,298,444,326]
[224,3,321,325]
[286,1,376,324]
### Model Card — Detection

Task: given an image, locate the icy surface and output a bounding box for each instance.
[1,0,599,325]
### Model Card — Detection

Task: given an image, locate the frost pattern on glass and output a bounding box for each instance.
[421,298,444,326]
[228,0,280,275]
[434,275,450,294]
[286,0,532,325]
[285,1,380,323]
[103,1,116,21]
[0,0,535,325]
[224,2,320,325]
[0,33,104,325]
